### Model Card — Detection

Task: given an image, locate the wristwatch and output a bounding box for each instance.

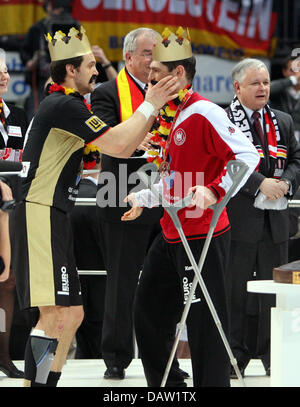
[282,179,291,189]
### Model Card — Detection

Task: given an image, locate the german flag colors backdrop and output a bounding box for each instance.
[0,0,278,62]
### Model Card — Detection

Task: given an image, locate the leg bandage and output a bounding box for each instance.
[24,329,58,385]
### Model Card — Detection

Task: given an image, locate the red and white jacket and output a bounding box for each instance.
[135,92,260,243]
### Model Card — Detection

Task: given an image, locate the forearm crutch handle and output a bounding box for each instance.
[209,160,249,230]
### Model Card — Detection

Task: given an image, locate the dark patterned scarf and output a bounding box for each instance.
[228,96,287,178]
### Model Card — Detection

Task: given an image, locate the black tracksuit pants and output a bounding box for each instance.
[134,231,231,387]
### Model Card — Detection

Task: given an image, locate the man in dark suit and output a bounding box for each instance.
[226,58,300,378]
[91,28,163,380]
[69,157,106,360]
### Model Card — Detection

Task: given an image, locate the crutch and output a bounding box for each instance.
[136,160,248,388]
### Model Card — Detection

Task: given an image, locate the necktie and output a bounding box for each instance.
[252,111,265,148]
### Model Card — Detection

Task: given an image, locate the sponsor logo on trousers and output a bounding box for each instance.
[183,276,200,305]
[57,266,69,296]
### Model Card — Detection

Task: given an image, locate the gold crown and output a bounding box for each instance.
[153,27,192,62]
[46,26,92,62]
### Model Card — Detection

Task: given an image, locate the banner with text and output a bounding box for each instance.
[0,0,45,38]
[0,0,277,62]
[72,0,278,61]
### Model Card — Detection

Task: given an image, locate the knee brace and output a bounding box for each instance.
[24,330,58,385]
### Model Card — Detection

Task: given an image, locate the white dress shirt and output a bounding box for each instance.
[242,104,264,129]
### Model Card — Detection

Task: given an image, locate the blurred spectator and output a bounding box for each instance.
[20,0,80,120]
[83,46,118,105]
[270,54,300,142]
[92,45,118,82]
[269,54,300,261]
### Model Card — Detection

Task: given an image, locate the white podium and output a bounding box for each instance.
[248,280,300,387]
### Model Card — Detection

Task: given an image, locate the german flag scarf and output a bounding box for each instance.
[116,67,145,122]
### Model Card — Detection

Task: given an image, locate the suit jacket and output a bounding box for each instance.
[226,107,300,244]
[269,77,300,132]
[91,77,163,225]
[0,103,28,150]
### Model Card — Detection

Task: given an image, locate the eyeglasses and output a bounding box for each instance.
[135,52,152,59]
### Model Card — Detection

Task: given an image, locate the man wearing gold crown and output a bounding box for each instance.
[9,26,178,387]
[122,27,260,387]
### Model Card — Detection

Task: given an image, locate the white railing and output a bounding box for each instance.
[288,200,300,208]
[75,197,300,279]
[77,269,106,275]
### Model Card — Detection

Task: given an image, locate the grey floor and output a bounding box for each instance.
[0,358,270,388]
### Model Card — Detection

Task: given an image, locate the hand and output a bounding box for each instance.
[259,178,286,200]
[187,185,217,209]
[277,180,290,196]
[121,193,144,221]
[145,75,178,112]
[92,45,109,65]
[26,58,37,71]
[0,181,12,202]
[137,132,158,151]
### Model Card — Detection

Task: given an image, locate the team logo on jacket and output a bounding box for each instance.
[174,128,186,146]
[228,126,235,134]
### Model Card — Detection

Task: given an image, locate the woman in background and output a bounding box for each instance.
[0,48,28,378]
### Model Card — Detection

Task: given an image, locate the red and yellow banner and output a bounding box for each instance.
[0,0,45,36]
[0,0,277,61]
